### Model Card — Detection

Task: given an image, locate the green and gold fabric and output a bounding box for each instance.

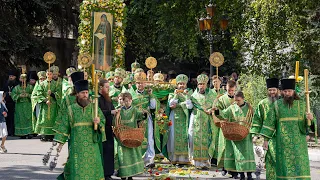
[11,84,34,135]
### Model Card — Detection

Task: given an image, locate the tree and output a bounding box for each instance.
[124,0,246,75]
[235,0,320,77]
[0,0,81,76]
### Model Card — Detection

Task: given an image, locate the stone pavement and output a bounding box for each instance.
[0,137,320,179]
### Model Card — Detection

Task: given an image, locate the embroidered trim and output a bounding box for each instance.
[262,125,275,131]
[73,122,93,127]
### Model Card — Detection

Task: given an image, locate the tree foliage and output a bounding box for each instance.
[236,0,320,77]
[124,0,246,74]
[0,0,80,75]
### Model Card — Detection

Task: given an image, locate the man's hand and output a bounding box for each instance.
[2,112,7,117]
[94,117,100,124]
[205,109,212,115]
[111,109,119,115]
[306,113,313,120]
[263,140,268,150]
[47,90,51,96]
[46,101,51,106]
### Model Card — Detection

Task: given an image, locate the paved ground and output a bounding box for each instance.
[0,137,320,179]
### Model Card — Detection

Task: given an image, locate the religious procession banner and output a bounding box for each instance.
[78,0,126,70]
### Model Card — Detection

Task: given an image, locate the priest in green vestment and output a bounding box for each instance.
[11,74,34,138]
[54,80,106,180]
[216,91,255,180]
[251,78,279,180]
[31,71,46,132]
[51,65,63,105]
[53,72,84,132]
[215,80,237,175]
[166,74,193,165]
[210,75,226,163]
[188,74,216,169]
[109,68,126,107]
[61,67,76,100]
[261,79,313,180]
[114,92,145,180]
[129,72,159,167]
[105,71,115,86]
[32,69,62,141]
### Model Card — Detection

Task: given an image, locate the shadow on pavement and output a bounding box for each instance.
[0,165,62,180]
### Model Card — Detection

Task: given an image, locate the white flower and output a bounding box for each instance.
[82,20,90,25]
[115,22,123,27]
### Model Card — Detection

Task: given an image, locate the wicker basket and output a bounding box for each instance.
[212,114,226,128]
[220,121,249,141]
[113,111,145,148]
[220,103,254,141]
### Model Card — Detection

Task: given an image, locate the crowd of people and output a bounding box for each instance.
[0,62,314,180]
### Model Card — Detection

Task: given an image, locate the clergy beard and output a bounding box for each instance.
[8,80,16,86]
[283,92,300,107]
[268,94,279,103]
[77,97,91,107]
[102,92,112,103]
[283,96,294,107]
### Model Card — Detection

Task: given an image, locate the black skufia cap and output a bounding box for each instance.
[71,72,84,84]
[28,71,38,80]
[8,70,17,76]
[280,79,295,90]
[74,80,88,93]
[266,78,279,89]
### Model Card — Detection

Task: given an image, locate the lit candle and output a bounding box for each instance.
[295,61,299,82]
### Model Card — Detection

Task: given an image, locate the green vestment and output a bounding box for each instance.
[215,93,234,167]
[32,79,61,135]
[109,85,122,107]
[130,89,161,152]
[260,99,310,180]
[61,79,73,100]
[114,106,145,178]
[210,88,226,159]
[189,88,215,167]
[221,103,256,172]
[31,81,41,131]
[166,90,193,164]
[55,77,63,105]
[54,102,106,180]
[11,84,34,136]
[251,98,276,179]
[211,88,226,98]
